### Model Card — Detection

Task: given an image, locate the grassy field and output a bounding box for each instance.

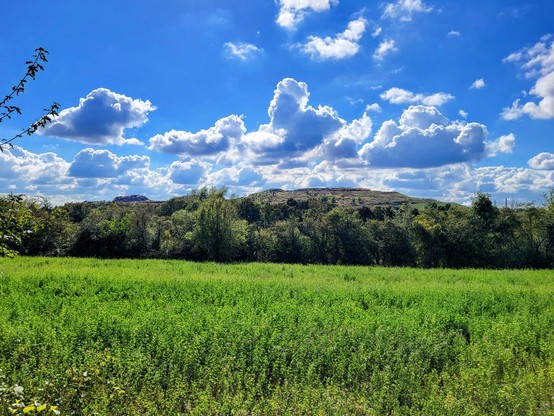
[0,258,553,415]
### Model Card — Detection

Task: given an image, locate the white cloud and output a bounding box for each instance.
[223,42,263,61]
[382,0,433,21]
[359,105,490,168]
[276,0,338,30]
[503,35,554,119]
[169,159,211,185]
[459,109,468,118]
[365,103,382,112]
[148,115,246,157]
[485,133,515,157]
[6,146,547,205]
[317,112,372,160]
[447,30,461,37]
[501,99,524,120]
[242,78,344,164]
[300,18,367,60]
[373,39,398,61]
[528,152,554,170]
[380,165,554,204]
[205,164,266,188]
[39,88,155,145]
[481,166,554,196]
[380,87,455,106]
[470,79,486,89]
[0,146,176,204]
[0,146,70,188]
[68,148,150,178]
[372,26,382,37]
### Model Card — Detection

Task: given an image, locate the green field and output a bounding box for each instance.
[0,258,553,415]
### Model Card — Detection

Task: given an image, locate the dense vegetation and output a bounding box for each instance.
[0,258,552,414]
[1,188,553,268]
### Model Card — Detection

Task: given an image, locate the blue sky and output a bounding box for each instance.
[1,0,553,204]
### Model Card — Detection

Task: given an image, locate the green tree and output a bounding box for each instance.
[515,205,554,268]
[160,209,196,258]
[369,220,415,266]
[266,219,309,263]
[0,195,28,257]
[1,48,59,151]
[70,206,130,258]
[325,209,376,265]
[192,190,247,262]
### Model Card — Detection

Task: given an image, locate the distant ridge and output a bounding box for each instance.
[245,187,436,208]
[113,195,150,203]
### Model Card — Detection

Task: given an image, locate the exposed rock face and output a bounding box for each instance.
[113,195,150,203]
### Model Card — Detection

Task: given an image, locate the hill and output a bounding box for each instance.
[245,187,437,208]
[113,195,150,203]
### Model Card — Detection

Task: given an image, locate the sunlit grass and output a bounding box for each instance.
[0,257,553,415]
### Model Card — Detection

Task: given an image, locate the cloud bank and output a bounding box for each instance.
[4,76,550,205]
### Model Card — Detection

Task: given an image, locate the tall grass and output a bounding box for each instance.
[0,258,553,414]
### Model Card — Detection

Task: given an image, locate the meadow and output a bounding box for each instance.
[0,258,553,415]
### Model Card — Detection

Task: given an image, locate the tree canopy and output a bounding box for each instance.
[1,189,553,268]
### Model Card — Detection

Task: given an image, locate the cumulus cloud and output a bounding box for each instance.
[379,164,554,203]
[0,146,193,203]
[276,0,338,30]
[68,148,150,178]
[168,159,211,185]
[359,105,490,168]
[502,35,554,119]
[39,88,155,145]
[382,0,433,21]
[4,145,551,204]
[300,18,367,60]
[205,164,265,188]
[459,110,468,119]
[373,39,398,61]
[470,79,486,89]
[380,87,455,106]
[242,78,344,163]
[148,115,246,156]
[223,42,263,61]
[447,30,461,37]
[528,152,554,170]
[481,166,554,196]
[485,133,515,157]
[317,112,373,160]
[0,146,70,188]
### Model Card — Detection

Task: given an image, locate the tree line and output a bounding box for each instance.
[1,188,553,268]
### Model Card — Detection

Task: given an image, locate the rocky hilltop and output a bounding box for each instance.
[246,187,434,208]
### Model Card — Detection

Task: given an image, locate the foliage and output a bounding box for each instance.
[1,190,553,267]
[192,190,248,262]
[0,258,553,414]
[0,48,59,151]
[0,195,24,257]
